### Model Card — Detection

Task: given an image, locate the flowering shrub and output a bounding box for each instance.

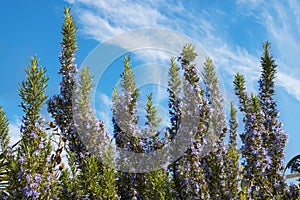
[0,7,299,200]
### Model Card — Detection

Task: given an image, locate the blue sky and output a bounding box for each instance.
[0,0,300,171]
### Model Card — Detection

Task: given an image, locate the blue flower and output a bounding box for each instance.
[32,190,40,198]
[38,142,44,149]
[31,131,38,138]
[26,174,31,183]
[18,156,25,165]
[17,171,22,180]
[23,186,32,197]
[46,155,51,163]
[33,150,40,156]
[35,173,42,183]
[47,174,52,181]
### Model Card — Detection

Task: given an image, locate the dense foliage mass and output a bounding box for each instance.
[0,7,299,199]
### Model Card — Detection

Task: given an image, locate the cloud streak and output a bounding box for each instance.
[67,0,300,101]
[237,0,300,100]
[8,116,21,146]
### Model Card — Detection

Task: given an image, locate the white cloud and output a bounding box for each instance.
[277,72,300,102]
[8,116,21,146]
[261,2,300,69]
[234,0,300,100]
[78,10,124,41]
[71,0,166,41]
[289,0,300,31]
[68,0,300,102]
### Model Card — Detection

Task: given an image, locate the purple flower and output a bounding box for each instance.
[23,186,32,197]
[17,171,22,180]
[31,131,38,138]
[18,156,25,165]
[26,174,31,183]
[46,155,51,163]
[32,190,40,198]
[33,150,40,156]
[47,174,52,181]
[251,186,258,192]
[38,142,44,149]
[6,147,13,157]
[35,173,42,183]
[30,183,38,189]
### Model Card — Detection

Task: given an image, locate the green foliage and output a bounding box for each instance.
[259,41,276,103]
[0,107,10,152]
[233,72,249,113]
[70,66,117,199]
[143,94,170,199]
[7,57,58,199]
[47,6,84,169]
[120,56,139,113]
[145,169,171,200]
[167,57,181,140]
[181,44,200,85]
[168,58,181,96]
[258,41,286,197]
[77,155,102,198]
[58,151,79,199]
[0,106,10,196]
[174,44,210,199]
[225,102,239,199]
[120,56,137,94]
[234,42,288,199]
[202,57,228,198]
[78,66,95,103]
[145,93,162,135]
[19,57,49,123]
[60,7,77,76]
[229,102,238,148]
[99,165,118,200]
[202,57,226,138]
[239,170,247,200]
[225,147,239,198]
[113,56,144,199]
[0,5,297,198]
[167,58,182,197]
[180,43,197,66]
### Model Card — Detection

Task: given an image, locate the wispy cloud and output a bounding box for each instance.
[262,1,300,68]
[8,116,21,146]
[69,0,166,41]
[277,72,300,101]
[236,0,300,100]
[78,10,124,41]
[67,0,300,101]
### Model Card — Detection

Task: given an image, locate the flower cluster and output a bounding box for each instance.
[0,7,299,199]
